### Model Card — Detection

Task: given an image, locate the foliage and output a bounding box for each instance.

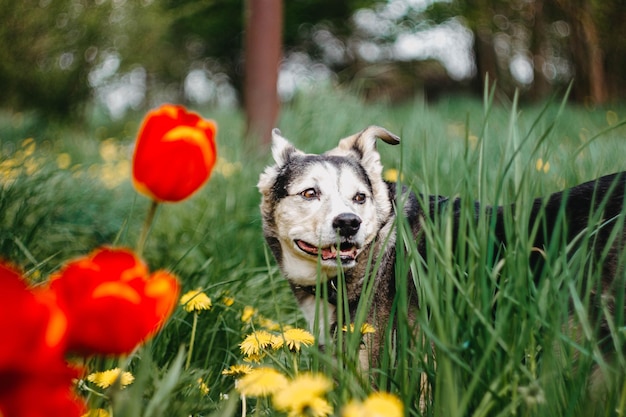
[1,90,626,415]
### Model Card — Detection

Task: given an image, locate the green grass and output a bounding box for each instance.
[1,87,626,416]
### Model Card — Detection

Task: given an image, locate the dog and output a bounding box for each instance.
[257,125,626,379]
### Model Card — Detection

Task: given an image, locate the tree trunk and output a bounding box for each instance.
[529,0,551,100]
[579,7,607,104]
[244,0,283,145]
[471,26,499,96]
[555,0,607,104]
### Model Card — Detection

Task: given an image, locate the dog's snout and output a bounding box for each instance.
[333,213,361,237]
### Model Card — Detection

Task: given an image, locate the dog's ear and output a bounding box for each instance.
[328,126,400,177]
[270,128,303,167]
[258,128,303,195]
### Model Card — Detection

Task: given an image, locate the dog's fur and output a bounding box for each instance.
[257,126,626,373]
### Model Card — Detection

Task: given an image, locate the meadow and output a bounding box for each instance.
[1,87,626,416]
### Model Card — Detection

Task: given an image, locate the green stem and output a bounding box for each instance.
[136,200,159,256]
[185,311,199,370]
[292,352,299,377]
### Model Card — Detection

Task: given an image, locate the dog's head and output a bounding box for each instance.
[258,126,400,285]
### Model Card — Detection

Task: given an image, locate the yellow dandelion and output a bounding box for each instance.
[360,323,376,334]
[222,364,254,377]
[243,353,266,363]
[258,315,282,331]
[273,373,333,417]
[343,392,403,417]
[383,168,403,183]
[281,328,315,351]
[215,157,242,178]
[82,409,110,417]
[363,392,404,417]
[197,378,210,396]
[222,295,235,306]
[57,153,72,170]
[241,305,257,322]
[21,138,36,156]
[236,367,288,397]
[180,288,212,313]
[270,335,284,350]
[240,330,276,356]
[342,401,364,417]
[606,110,618,126]
[87,368,134,389]
[342,323,376,334]
[99,138,120,162]
[535,158,550,174]
[468,134,479,148]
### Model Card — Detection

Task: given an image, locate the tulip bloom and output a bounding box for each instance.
[132,104,217,202]
[49,247,180,355]
[0,263,85,417]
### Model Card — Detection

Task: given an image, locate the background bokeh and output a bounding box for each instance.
[2,0,625,126]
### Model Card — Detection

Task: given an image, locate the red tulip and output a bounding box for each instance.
[49,247,180,355]
[0,263,85,417]
[132,104,217,202]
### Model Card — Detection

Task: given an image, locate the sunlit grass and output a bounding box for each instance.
[1,89,626,415]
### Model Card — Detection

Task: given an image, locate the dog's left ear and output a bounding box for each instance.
[328,126,400,177]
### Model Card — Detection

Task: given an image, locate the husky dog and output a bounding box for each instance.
[257,126,626,370]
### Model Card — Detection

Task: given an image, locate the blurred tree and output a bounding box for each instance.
[158,0,379,142]
[0,0,114,116]
[4,0,624,120]
[244,0,282,145]
[159,0,379,96]
[424,0,625,104]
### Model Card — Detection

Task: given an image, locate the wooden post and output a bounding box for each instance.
[244,0,283,145]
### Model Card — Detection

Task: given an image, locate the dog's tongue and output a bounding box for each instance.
[321,246,336,261]
[321,245,357,261]
[296,240,357,262]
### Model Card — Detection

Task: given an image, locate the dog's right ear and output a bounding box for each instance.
[270,128,303,167]
[258,129,303,196]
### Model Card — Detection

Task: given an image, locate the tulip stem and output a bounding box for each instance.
[185,311,199,370]
[136,200,159,256]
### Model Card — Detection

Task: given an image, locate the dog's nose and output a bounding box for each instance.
[332,213,361,237]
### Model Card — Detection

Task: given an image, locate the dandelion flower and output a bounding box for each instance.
[236,367,288,397]
[82,409,111,417]
[241,305,256,322]
[343,392,403,417]
[222,364,254,377]
[87,368,134,389]
[363,392,403,417]
[180,288,212,312]
[243,353,266,363]
[273,373,333,417]
[240,330,276,356]
[535,158,550,173]
[258,315,281,331]
[383,168,403,183]
[281,328,315,351]
[197,378,210,396]
[222,295,235,307]
[360,323,376,334]
[342,323,376,334]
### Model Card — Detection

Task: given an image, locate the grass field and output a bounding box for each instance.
[2,87,626,416]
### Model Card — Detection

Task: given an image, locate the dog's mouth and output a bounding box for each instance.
[295,239,358,263]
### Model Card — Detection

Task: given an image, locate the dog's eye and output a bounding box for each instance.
[300,188,318,200]
[353,192,366,204]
